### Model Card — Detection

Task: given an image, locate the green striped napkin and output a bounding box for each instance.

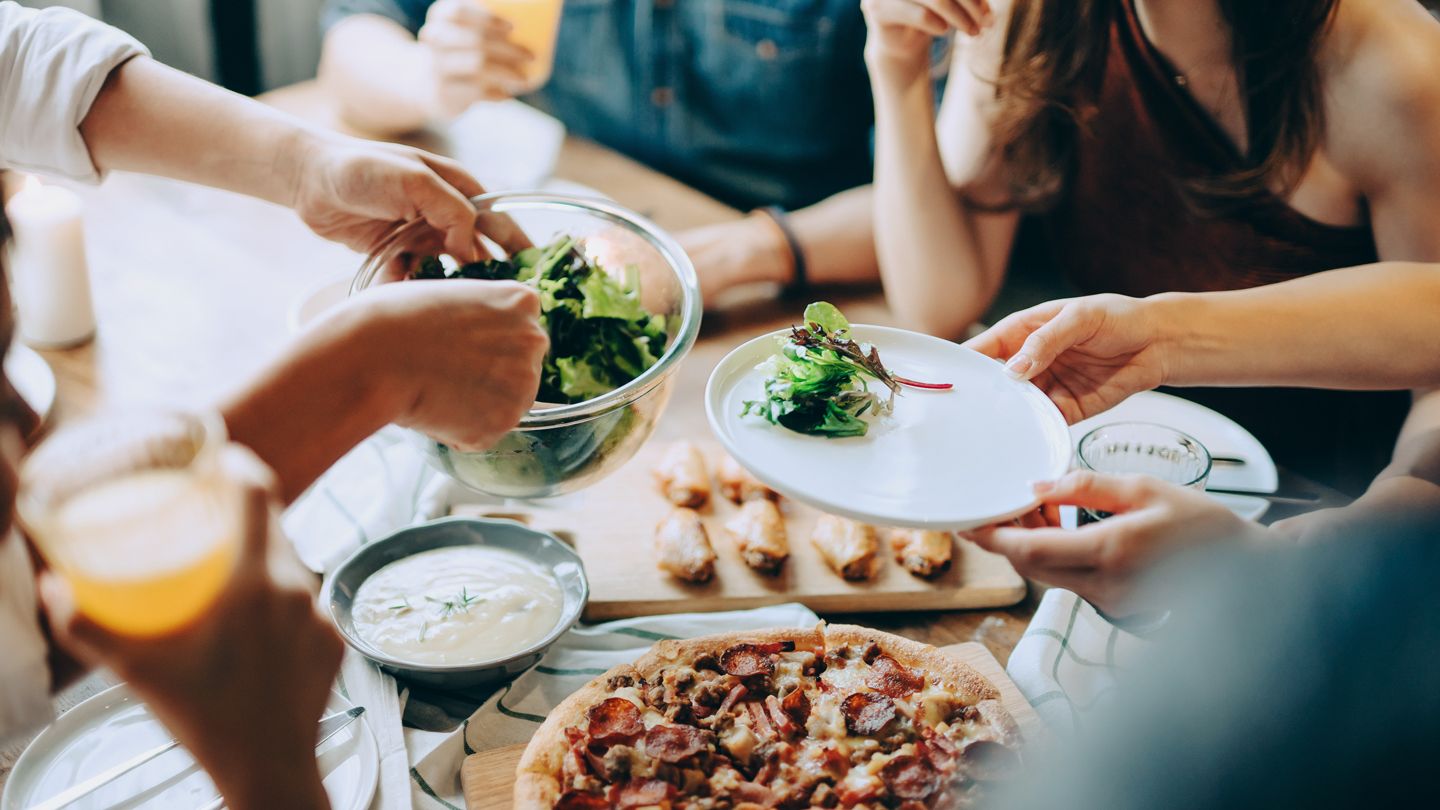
[1004,589,1149,737]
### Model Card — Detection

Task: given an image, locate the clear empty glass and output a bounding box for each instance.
[1075,422,1211,524]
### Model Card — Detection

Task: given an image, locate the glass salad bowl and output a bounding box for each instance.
[350,192,701,498]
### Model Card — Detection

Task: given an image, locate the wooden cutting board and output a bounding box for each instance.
[460,642,1043,809]
[451,440,1026,620]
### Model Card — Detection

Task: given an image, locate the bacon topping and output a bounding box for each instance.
[879,754,942,800]
[840,692,897,736]
[586,697,644,746]
[747,701,777,741]
[866,654,924,698]
[644,723,712,763]
[764,694,798,737]
[960,739,1021,781]
[781,687,811,726]
[616,778,677,808]
[722,643,788,677]
[554,790,609,809]
[919,728,960,772]
[717,684,748,717]
[733,780,777,806]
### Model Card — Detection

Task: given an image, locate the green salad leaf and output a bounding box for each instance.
[742,301,952,438]
[411,237,668,405]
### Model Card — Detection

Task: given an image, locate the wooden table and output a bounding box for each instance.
[35,82,1037,669]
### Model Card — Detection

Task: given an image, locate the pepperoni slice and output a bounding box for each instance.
[721,644,779,677]
[586,697,643,746]
[554,790,609,810]
[781,687,811,726]
[960,739,1021,781]
[617,778,677,808]
[644,723,711,763]
[841,692,897,736]
[880,754,942,800]
[866,654,924,698]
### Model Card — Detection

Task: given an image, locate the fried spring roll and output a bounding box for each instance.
[717,454,778,504]
[810,515,880,581]
[889,529,955,578]
[652,441,710,508]
[655,508,717,583]
[724,499,789,575]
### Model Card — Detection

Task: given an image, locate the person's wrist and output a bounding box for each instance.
[275,126,329,212]
[209,755,329,810]
[319,297,415,427]
[747,210,800,288]
[865,46,932,94]
[1145,292,1204,387]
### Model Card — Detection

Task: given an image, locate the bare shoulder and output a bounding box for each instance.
[1322,0,1440,187]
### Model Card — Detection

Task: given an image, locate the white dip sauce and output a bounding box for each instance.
[352,546,564,666]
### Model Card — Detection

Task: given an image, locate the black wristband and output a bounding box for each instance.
[758,205,807,295]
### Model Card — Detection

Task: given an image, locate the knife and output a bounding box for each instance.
[26,706,365,810]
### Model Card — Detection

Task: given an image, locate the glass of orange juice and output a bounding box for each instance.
[18,410,242,637]
[479,0,564,91]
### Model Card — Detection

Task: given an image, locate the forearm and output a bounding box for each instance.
[318,15,433,136]
[1152,262,1440,390]
[219,310,402,504]
[871,74,1010,338]
[787,185,880,286]
[79,57,320,208]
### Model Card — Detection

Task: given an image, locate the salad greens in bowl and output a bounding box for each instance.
[351,192,701,498]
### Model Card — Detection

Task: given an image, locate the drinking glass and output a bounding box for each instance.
[18,410,242,637]
[1075,422,1211,524]
[478,0,565,91]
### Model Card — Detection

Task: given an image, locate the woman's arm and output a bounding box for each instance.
[80,56,488,256]
[319,14,435,135]
[679,184,882,303]
[866,0,1019,339]
[318,1,531,136]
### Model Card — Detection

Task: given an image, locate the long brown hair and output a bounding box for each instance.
[990,0,1340,211]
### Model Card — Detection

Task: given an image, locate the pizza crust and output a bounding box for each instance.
[512,624,1011,809]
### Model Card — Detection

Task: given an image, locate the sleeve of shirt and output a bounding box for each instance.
[0,531,53,747]
[0,2,149,183]
[321,0,429,36]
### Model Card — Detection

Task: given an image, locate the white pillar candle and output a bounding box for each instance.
[5,175,97,348]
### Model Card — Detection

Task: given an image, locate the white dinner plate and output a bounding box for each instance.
[1070,391,1279,521]
[707,325,1073,530]
[1,686,378,810]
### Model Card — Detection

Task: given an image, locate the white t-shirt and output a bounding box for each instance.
[0,1,148,743]
[0,1,148,181]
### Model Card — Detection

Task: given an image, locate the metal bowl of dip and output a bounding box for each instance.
[324,517,588,690]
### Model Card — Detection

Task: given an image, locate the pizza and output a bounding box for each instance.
[515,625,1024,809]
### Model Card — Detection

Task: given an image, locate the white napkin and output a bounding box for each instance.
[1004,589,1150,738]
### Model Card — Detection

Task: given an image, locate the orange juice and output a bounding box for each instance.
[479,0,564,89]
[41,467,239,637]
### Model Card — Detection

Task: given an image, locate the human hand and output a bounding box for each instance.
[39,447,340,810]
[966,471,1267,616]
[963,294,1173,424]
[290,129,502,259]
[676,214,793,305]
[420,0,534,118]
[861,0,993,82]
[342,278,549,451]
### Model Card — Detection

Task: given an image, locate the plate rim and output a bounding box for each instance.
[705,324,1072,531]
[1,683,378,810]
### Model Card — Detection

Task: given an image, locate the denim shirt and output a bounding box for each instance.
[323,0,873,211]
